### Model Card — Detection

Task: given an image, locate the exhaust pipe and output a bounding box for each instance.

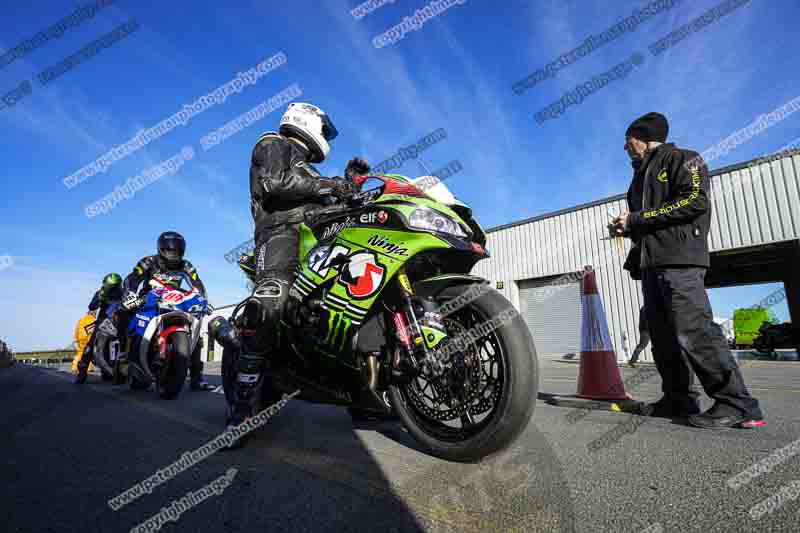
[365,353,379,390]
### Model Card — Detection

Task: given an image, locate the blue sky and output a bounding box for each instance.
[0,0,797,350]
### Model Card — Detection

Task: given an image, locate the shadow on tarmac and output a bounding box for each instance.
[0,364,578,532]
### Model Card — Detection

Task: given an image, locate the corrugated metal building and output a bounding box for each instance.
[471,150,800,361]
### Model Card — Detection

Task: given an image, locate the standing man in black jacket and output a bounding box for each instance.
[224,102,368,443]
[610,112,765,429]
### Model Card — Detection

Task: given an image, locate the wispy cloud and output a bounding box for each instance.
[0,263,101,350]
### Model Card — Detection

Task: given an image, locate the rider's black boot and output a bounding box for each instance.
[74,366,88,384]
[223,351,266,449]
[74,344,93,385]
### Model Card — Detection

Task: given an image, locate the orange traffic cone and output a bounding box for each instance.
[576,268,630,400]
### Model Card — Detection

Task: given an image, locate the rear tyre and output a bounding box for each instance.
[159,332,189,400]
[100,344,113,381]
[94,336,114,382]
[389,284,538,463]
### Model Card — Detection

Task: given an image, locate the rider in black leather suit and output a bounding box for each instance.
[225,102,369,440]
[122,231,213,391]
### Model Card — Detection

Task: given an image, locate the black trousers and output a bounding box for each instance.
[245,222,301,353]
[642,267,762,417]
[628,330,650,363]
[231,223,300,421]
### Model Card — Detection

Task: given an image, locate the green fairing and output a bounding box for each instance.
[288,174,476,364]
[297,224,317,267]
[379,193,463,221]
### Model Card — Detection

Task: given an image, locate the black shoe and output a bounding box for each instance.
[223,415,249,450]
[639,397,701,418]
[191,379,214,391]
[688,404,767,429]
[74,369,88,384]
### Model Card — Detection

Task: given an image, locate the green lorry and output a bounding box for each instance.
[733,307,773,349]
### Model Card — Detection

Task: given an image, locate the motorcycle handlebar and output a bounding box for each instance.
[304,204,347,223]
[304,193,369,223]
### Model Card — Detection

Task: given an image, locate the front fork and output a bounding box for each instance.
[391,269,447,381]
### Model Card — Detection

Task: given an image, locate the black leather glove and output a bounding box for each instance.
[318,178,355,200]
[122,291,143,311]
[332,179,355,199]
[345,158,370,181]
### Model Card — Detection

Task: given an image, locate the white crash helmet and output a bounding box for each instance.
[279,103,338,163]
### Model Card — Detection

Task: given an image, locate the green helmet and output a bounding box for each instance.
[101,273,123,300]
[102,273,123,288]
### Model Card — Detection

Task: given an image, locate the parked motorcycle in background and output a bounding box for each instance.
[91,299,128,384]
[127,272,210,399]
[752,322,800,358]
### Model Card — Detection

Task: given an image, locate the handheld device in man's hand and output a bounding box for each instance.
[607,206,626,253]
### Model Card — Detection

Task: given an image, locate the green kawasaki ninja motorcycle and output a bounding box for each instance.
[221,174,538,462]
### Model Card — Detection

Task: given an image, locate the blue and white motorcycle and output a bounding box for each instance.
[127,272,210,399]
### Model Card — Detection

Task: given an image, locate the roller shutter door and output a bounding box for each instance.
[518,275,583,357]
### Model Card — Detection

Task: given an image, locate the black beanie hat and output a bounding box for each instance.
[625,112,669,143]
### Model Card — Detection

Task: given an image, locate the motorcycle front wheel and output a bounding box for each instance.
[389,283,538,463]
[158,332,189,400]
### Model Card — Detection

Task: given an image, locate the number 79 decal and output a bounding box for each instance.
[308,244,350,278]
[308,245,386,299]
